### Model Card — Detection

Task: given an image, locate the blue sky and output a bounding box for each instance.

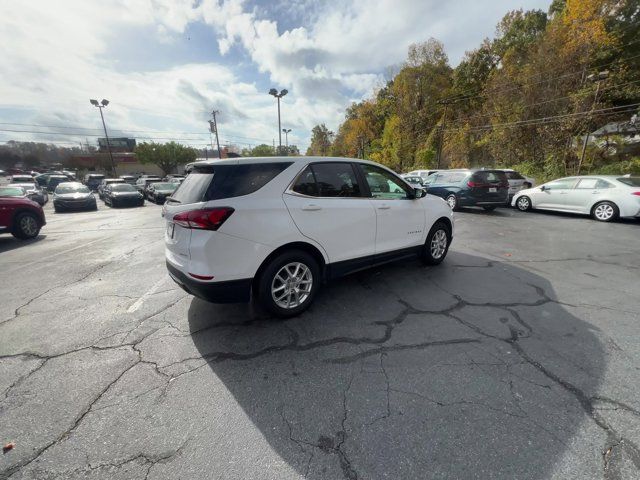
[0,0,551,153]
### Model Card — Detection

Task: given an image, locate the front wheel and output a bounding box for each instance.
[446,194,458,210]
[12,212,41,239]
[422,222,451,266]
[257,250,320,318]
[516,195,532,212]
[591,201,618,222]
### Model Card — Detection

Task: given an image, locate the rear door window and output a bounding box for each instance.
[306,162,362,197]
[505,171,524,180]
[575,179,598,189]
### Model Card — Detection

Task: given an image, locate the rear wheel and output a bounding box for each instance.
[446,194,458,210]
[12,212,41,239]
[258,250,320,318]
[422,222,451,265]
[591,201,618,222]
[516,195,532,212]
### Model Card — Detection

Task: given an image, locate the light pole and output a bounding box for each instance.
[282,128,291,153]
[269,88,288,154]
[577,70,609,174]
[90,99,116,176]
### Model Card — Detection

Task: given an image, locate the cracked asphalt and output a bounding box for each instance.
[1,201,639,479]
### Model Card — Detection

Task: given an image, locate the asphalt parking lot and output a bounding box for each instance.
[1,201,639,480]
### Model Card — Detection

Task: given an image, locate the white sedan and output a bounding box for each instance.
[512,175,640,222]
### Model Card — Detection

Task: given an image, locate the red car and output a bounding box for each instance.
[0,186,46,239]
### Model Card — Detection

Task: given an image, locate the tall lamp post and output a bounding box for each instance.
[577,70,609,174]
[282,128,291,153]
[269,88,288,154]
[90,99,116,176]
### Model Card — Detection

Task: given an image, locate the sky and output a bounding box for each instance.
[0,0,551,153]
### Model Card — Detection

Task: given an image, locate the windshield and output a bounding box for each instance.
[56,185,90,194]
[617,177,640,187]
[0,186,26,197]
[152,182,177,190]
[111,184,137,192]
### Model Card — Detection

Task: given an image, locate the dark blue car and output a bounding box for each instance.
[424,169,509,211]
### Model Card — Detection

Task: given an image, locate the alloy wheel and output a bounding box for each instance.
[594,203,614,221]
[271,262,313,309]
[516,196,530,211]
[430,229,448,259]
[20,215,38,236]
[446,195,457,209]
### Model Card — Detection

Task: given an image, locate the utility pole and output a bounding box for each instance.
[435,100,451,169]
[577,71,609,175]
[282,128,291,155]
[209,110,222,159]
[357,135,366,159]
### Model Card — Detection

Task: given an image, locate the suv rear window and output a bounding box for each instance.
[472,171,507,184]
[171,162,292,204]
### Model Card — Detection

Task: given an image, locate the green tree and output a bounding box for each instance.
[135,141,197,175]
[306,124,334,156]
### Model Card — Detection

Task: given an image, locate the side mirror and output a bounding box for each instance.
[540,185,547,191]
[413,186,427,199]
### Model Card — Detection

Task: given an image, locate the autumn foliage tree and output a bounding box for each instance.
[311,0,640,179]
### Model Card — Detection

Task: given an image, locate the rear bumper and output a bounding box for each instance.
[166,261,252,304]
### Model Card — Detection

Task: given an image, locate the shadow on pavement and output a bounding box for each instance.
[0,234,47,254]
[187,251,610,479]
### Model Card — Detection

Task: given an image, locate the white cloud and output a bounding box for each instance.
[0,0,551,150]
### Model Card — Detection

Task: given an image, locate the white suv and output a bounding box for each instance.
[163,157,454,317]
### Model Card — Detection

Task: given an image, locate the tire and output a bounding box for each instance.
[516,195,532,212]
[12,212,41,240]
[54,206,61,213]
[422,221,451,266]
[591,201,618,222]
[257,250,320,318]
[483,206,496,212]
[446,194,458,210]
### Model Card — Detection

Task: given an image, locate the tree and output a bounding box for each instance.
[135,142,197,175]
[242,144,275,156]
[306,124,334,156]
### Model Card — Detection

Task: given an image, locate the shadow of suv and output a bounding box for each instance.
[425,169,509,211]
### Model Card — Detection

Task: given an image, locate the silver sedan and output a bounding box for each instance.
[512,175,640,222]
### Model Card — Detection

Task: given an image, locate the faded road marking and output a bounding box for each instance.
[127,276,168,313]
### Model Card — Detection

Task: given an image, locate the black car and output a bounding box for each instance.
[103,183,144,208]
[424,169,509,211]
[53,182,97,212]
[46,175,70,193]
[146,182,178,204]
[84,174,106,191]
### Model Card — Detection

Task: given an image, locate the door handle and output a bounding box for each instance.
[302,204,322,211]
[377,204,391,210]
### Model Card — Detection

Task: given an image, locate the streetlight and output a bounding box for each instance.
[89,98,116,176]
[577,70,609,174]
[282,128,291,152]
[269,88,288,154]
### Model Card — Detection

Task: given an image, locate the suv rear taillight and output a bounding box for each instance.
[632,192,640,196]
[467,181,477,188]
[172,207,234,230]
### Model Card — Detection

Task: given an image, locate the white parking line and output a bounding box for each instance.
[127,276,167,313]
